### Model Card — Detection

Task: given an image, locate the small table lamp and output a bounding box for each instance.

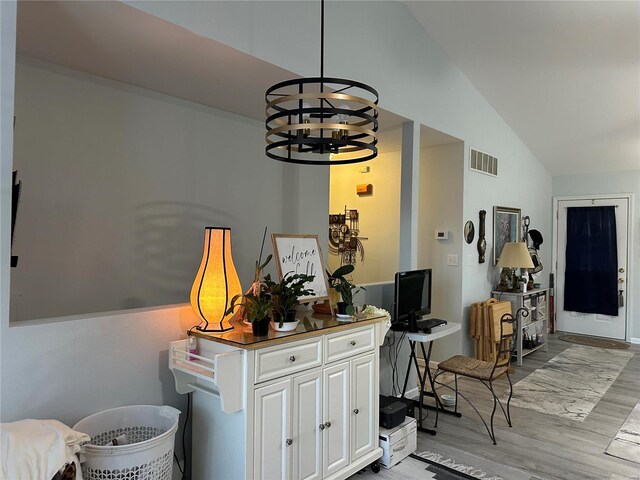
[497,242,534,291]
[190,227,242,332]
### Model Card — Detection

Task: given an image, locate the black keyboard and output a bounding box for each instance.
[390,318,447,332]
[417,318,447,332]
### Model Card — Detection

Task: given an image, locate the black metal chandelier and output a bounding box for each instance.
[265,0,379,165]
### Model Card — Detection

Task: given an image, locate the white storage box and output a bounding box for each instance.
[379,416,417,469]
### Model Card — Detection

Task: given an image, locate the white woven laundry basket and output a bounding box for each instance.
[73,405,180,480]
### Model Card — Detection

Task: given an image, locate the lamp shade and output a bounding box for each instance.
[497,242,535,269]
[190,227,242,332]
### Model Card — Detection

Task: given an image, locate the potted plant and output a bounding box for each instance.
[225,255,274,336]
[327,264,364,316]
[265,272,315,330]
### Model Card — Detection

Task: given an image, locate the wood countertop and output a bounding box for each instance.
[190,311,389,350]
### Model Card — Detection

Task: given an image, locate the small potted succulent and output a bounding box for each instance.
[225,254,273,336]
[265,272,315,331]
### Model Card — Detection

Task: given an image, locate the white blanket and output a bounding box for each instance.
[1,419,90,480]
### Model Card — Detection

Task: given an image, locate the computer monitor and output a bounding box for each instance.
[392,268,432,326]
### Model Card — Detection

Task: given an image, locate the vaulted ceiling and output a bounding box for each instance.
[16,1,639,175]
[405,1,640,176]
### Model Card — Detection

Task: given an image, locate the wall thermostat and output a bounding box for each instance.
[434,230,449,240]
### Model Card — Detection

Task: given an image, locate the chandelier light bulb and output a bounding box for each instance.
[302,102,312,121]
[330,114,342,141]
[337,104,351,123]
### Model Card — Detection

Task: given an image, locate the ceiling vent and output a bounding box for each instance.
[469,148,498,177]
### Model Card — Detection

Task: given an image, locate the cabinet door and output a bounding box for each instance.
[323,362,350,476]
[254,379,291,480]
[292,370,323,480]
[351,354,376,460]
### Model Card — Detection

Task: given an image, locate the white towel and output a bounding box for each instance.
[1,419,90,480]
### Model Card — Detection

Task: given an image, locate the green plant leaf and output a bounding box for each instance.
[331,264,355,278]
[345,304,355,316]
[259,254,273,271]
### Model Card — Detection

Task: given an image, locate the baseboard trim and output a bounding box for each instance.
[415,358,440,370]
[400,387,419,399]
[630,337,640,345]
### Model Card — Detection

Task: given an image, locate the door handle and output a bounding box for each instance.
[318,424,325,430]
[324,421,331,428]
[285,438,293,446]
[618,278,624,284]
[353,408,359,415]
[619,268,625,273]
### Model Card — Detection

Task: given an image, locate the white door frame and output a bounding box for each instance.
[552,194,634,342]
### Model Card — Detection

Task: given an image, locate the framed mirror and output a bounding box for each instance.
[493,206,521,265]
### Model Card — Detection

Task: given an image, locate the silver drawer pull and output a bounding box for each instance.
[286,438,293,446]
[289,355,296,362]
[353,408,359,415]
[319,424,325,430]
[349,340,356,346]
[325,421,331,428]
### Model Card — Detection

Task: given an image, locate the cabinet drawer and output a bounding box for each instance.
[325,326,375,363]
[255,338,322,384]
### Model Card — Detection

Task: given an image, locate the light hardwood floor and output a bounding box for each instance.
[412,334,640,480]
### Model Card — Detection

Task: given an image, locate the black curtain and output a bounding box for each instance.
[564,206,618,316]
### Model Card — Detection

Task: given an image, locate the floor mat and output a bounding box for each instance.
[558,334,630,349]
[506,345,634,422]
[411,447,540,480]
[410,453,485,479]
[605,400,640,464]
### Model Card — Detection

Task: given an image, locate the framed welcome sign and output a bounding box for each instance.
[271,234,331,303]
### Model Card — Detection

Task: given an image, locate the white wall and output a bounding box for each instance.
[552,170,640,340]
[329,130,402,285]
[0,1,16,332]
[2,0,553,434]
[419,142,465,360]
[10,57,286,321]
[461,147,552,354]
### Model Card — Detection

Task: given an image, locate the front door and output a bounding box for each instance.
[555,197,629,339]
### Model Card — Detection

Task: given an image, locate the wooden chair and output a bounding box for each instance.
[435,307,528,444]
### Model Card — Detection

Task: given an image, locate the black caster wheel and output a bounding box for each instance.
[370,460,380,473]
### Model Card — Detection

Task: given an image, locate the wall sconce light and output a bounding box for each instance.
[190,227,242,332]
[356,184,373,196]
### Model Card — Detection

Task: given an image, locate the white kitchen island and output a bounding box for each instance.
[170,311,391,480]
